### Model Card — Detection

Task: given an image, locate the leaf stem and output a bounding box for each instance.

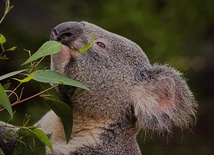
[0,44,5,56]
[6,56,45,101]
[29,56,46,74]
[0,0,14,24]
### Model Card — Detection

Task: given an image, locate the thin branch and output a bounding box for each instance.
[7,56,45,99]
[8,82,22,98]
[28,56,46,74]
[0,84,59,112]
[0,0,14,24]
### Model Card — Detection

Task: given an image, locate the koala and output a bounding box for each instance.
[0,21,197,155]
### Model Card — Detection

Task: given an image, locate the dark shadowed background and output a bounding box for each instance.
[0,0,214,154]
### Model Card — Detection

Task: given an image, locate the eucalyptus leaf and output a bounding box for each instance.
[22,41,62,66]
[0,34,6,44]
[12,73,36,83]
[32,128,53,153]
[79,33,95,54]
[0,69,26,81]
[6,46,17,51]
[32,70,89,91]
[3,82,10,90]
[45,97,72,143]
[0,84,13,118]
[15,134,46,155]
[16,128,33,137]
[16,127,53,154]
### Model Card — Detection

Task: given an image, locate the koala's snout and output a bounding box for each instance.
[50,22,84,46]
[52,29,74,44]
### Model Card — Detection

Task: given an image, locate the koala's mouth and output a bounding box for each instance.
[50,30,79,56]
[61,44,80,60]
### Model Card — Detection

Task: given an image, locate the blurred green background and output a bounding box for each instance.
[0,0,214,154]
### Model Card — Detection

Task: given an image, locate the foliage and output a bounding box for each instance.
[16,127,53,154]
[45,98,73,143]
[0,0,214,154]
[0,84,12,117]
[79,33,95,54]
[0,0,92,154]
[0,33,91,155]
[0,0,16,60]
[0,33,17,60]
[0,0,13,24]
[22,41,62,66]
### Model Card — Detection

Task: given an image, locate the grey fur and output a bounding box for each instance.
[0,21,197,155]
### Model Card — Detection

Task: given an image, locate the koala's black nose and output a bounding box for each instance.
[50,22,84,46]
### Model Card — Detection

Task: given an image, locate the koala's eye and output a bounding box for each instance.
[95,41,106,49]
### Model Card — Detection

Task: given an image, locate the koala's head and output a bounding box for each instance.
[50,21,197,133]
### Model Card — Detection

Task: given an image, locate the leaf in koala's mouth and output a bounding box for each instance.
[69,45,78,52]
[79,33,95,54]
[69,33,95,55]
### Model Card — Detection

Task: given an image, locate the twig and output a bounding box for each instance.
[8,82,22,98]
[0,84,59,112]
[7,56,45,100]
[28,56,46,74]
[0,0,14,24]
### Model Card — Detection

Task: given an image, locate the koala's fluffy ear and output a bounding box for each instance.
[131,64,197,132]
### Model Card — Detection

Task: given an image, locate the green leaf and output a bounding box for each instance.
[3,82,11,90]
[22,41,62,66]
[13,73,36,83]
[15,134,46,155]
[31,128,53,153]
[0,69,26,81]
[5,46,17,51]
[79,33,95,54]
[0,34,6,44]
[0,148,5,155]
[7,129,16,135]
[16,128,33,137]
[32,70,89,91]
[0,83,13,118]
[45,97,73,143]
[16,127,53,154]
